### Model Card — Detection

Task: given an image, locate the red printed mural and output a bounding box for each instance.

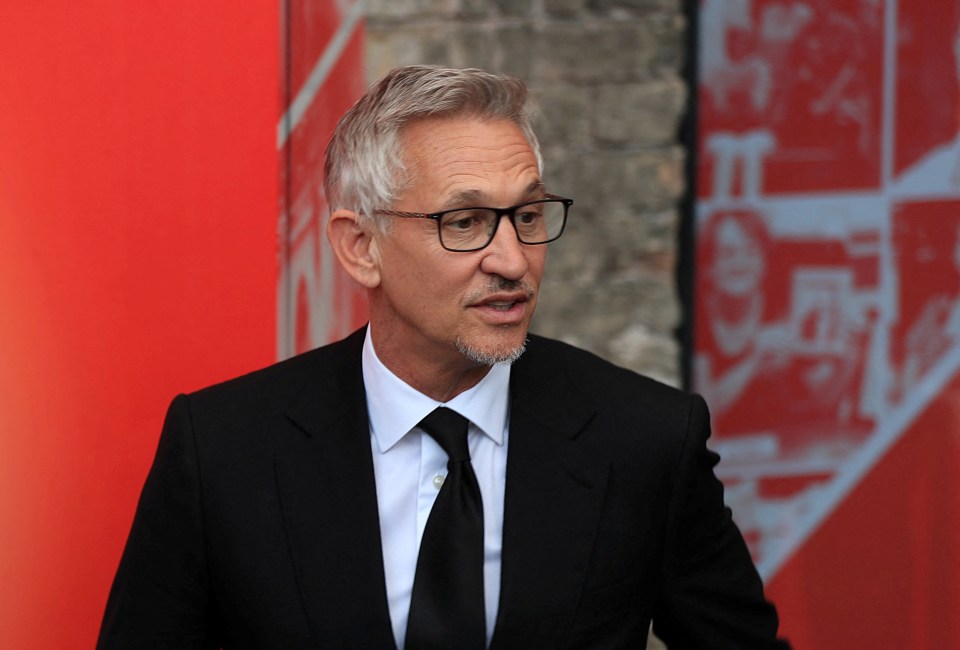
[697,1,960,647]
[277,0,368,358]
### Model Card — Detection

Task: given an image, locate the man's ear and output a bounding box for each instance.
[327,209,382,288]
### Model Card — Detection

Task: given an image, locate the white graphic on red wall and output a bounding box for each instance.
[891,206,960,394]
[894,14,960,195]
[277,0,368,359]
[699,0,883,197]
[696,0,960,597]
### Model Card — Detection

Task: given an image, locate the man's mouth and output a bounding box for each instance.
[473,292,529,309]
[469,292,532,324]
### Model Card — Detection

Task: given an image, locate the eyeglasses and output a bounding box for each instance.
[374,193,573,252]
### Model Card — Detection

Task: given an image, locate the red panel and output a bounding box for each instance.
[698,0,884,197]
[278,1,368,357]
[895,4,960,173]
[0,3,279,647]
[696,1,960,645]
[768,377,960,649]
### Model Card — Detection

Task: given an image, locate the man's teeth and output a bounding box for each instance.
[488,301,514,310]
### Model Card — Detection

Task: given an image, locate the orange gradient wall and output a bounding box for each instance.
[0,4,279,647]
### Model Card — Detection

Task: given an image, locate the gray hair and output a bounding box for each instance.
[323,65,543,231]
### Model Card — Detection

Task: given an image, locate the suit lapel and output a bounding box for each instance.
[492,338,610,647]
[274,329,396,648]
[271,331,608,647]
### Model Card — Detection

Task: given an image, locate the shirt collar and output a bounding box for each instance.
[362,327,510,454]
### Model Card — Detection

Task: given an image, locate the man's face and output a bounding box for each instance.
[712,216,765,297]
[368,116,546,374]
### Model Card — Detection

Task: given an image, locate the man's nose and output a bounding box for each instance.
[479,216,529,280]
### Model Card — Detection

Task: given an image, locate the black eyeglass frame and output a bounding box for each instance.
[374,193,573,252]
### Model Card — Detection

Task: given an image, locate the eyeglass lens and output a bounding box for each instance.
[438,201,566,251]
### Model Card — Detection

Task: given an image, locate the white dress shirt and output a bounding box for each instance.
[362,329,510,649]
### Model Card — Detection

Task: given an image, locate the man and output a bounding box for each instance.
[99,65,788,649]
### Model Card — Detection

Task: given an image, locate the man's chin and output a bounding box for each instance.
[455,336,528,366]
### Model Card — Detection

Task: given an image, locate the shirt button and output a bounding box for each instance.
[433,474,445,489]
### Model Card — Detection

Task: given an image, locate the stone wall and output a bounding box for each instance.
[365,0,688,388]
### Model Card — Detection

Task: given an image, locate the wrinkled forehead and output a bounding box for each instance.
[398,117,540,194]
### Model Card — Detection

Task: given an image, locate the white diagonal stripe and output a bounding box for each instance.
[276,0,364,150]
[757,341,960,580]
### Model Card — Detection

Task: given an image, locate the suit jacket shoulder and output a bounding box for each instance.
[185,327,366,433]
[516,333,696,459]
[98,328,395,650]
[504,334,788,649]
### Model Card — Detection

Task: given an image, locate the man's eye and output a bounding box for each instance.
[449,216,480,230]
[516,210,542,225]
[444,210,487,231]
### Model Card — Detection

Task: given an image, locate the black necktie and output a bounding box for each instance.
[405,407,485,650]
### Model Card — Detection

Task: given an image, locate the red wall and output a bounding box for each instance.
[695,0,960,645]
[0,4,279,647]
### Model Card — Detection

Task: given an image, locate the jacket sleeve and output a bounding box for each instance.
[97,394,219,650]
[652,394,791,649]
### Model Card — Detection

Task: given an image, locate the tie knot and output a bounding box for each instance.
[418,407,470,462]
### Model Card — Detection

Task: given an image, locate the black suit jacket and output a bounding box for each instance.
[98,328,787,649]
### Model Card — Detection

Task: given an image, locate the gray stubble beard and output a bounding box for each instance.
[458,276,536,365]
[455,335,528,366]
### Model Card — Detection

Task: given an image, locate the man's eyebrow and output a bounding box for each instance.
[441,181,545,210]
[523,181,547,198]
[443,189,487,209]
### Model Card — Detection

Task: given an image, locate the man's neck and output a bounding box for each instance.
[369,329,492,403]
